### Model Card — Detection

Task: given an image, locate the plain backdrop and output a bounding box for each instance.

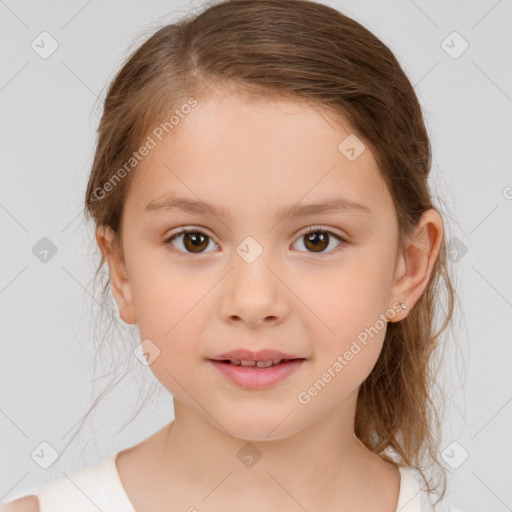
[1,1,511,511]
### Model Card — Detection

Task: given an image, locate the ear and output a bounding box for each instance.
[95,225,137,325]
[387,208,444,322]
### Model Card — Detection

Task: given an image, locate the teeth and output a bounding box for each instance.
[232,358,285,367]
[256,360,274,368]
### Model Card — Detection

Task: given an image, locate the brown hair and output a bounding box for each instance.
[77,0,459,504]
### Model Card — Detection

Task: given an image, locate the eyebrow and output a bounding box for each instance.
[143,194,371,220]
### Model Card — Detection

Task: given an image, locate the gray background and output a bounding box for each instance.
[1,1,511,511]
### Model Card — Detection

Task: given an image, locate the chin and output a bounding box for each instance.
[214,407,305,442]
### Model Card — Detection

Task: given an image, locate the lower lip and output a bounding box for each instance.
[208,359,305,389]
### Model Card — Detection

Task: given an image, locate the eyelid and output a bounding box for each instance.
[165,224,347,240]
[297,224,347,239]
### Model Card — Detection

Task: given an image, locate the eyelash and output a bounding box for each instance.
[163,225,348,258]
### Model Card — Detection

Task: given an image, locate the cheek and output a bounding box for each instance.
[341,238,397,318]
[298,253,391,375]
[128,246,203,332]
[135,289,206,400]
[128,260,211,360]
[301,300,388,409]
[299,259,390,331]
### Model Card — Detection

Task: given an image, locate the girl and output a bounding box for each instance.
[2,0,463,510]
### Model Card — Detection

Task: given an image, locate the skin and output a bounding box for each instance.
[92,90,443,511]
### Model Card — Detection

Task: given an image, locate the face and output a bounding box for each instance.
[101,91,413,440]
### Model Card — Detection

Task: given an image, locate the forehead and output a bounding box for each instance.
[125,91,393,220]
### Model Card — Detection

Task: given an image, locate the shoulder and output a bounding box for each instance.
[414,475,464,512]
[0,453,131,512]
[398,466,463,512]
[0,495,40,512]
[26,453,133,512]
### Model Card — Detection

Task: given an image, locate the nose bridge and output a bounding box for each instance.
[232,237,277,299]
[219,236,289,326]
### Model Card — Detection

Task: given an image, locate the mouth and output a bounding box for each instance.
[207,357,306,389]
[214,358,304,368]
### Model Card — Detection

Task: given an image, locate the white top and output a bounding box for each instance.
[6,452,461,511]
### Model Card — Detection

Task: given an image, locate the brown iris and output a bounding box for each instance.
[182,232,209,253]
[303,231,329,252]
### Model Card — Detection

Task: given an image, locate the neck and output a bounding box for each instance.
[129,389,400,511]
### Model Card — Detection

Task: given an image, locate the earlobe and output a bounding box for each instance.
[95,225,137,325]
[387,209,444,323]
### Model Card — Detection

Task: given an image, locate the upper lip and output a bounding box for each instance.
[209,349,304,362]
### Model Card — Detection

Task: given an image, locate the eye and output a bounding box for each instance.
[292,225,346,254]
[164,228,218,256]
[163,225,347,257]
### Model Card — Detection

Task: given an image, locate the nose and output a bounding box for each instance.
[218,256,290,328]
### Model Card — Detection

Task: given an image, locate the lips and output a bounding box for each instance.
[208,348,306,389]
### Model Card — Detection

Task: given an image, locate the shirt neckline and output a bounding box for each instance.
[109,452,421,512]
